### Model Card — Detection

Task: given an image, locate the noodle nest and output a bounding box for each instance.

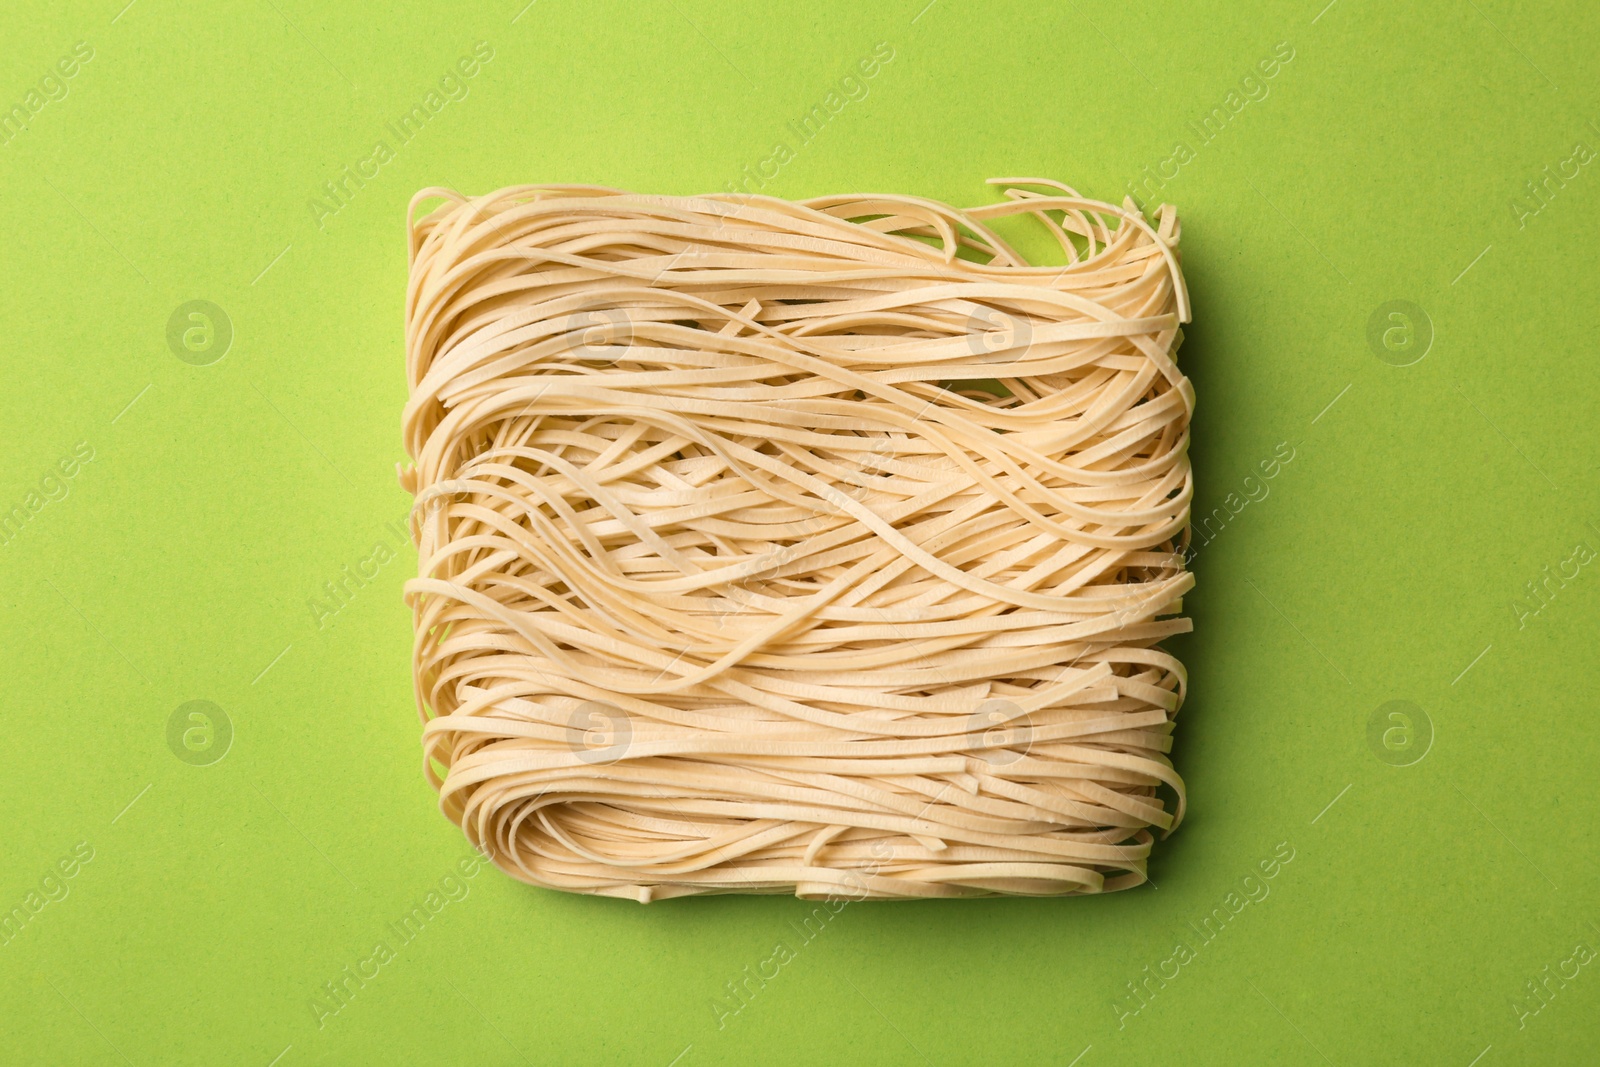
[401,179,1193,901]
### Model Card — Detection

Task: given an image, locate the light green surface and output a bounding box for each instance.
[4,1,1598,1064]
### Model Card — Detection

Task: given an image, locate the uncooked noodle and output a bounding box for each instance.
[400,178,1192,901]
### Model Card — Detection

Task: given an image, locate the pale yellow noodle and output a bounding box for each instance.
[400,179,1193,902]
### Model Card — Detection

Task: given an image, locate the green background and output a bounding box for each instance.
[3,0,1598,1063]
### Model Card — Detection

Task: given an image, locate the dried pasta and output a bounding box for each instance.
[400,178,1193,901]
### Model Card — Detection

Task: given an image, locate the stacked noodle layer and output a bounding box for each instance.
[401,180,1193,901]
